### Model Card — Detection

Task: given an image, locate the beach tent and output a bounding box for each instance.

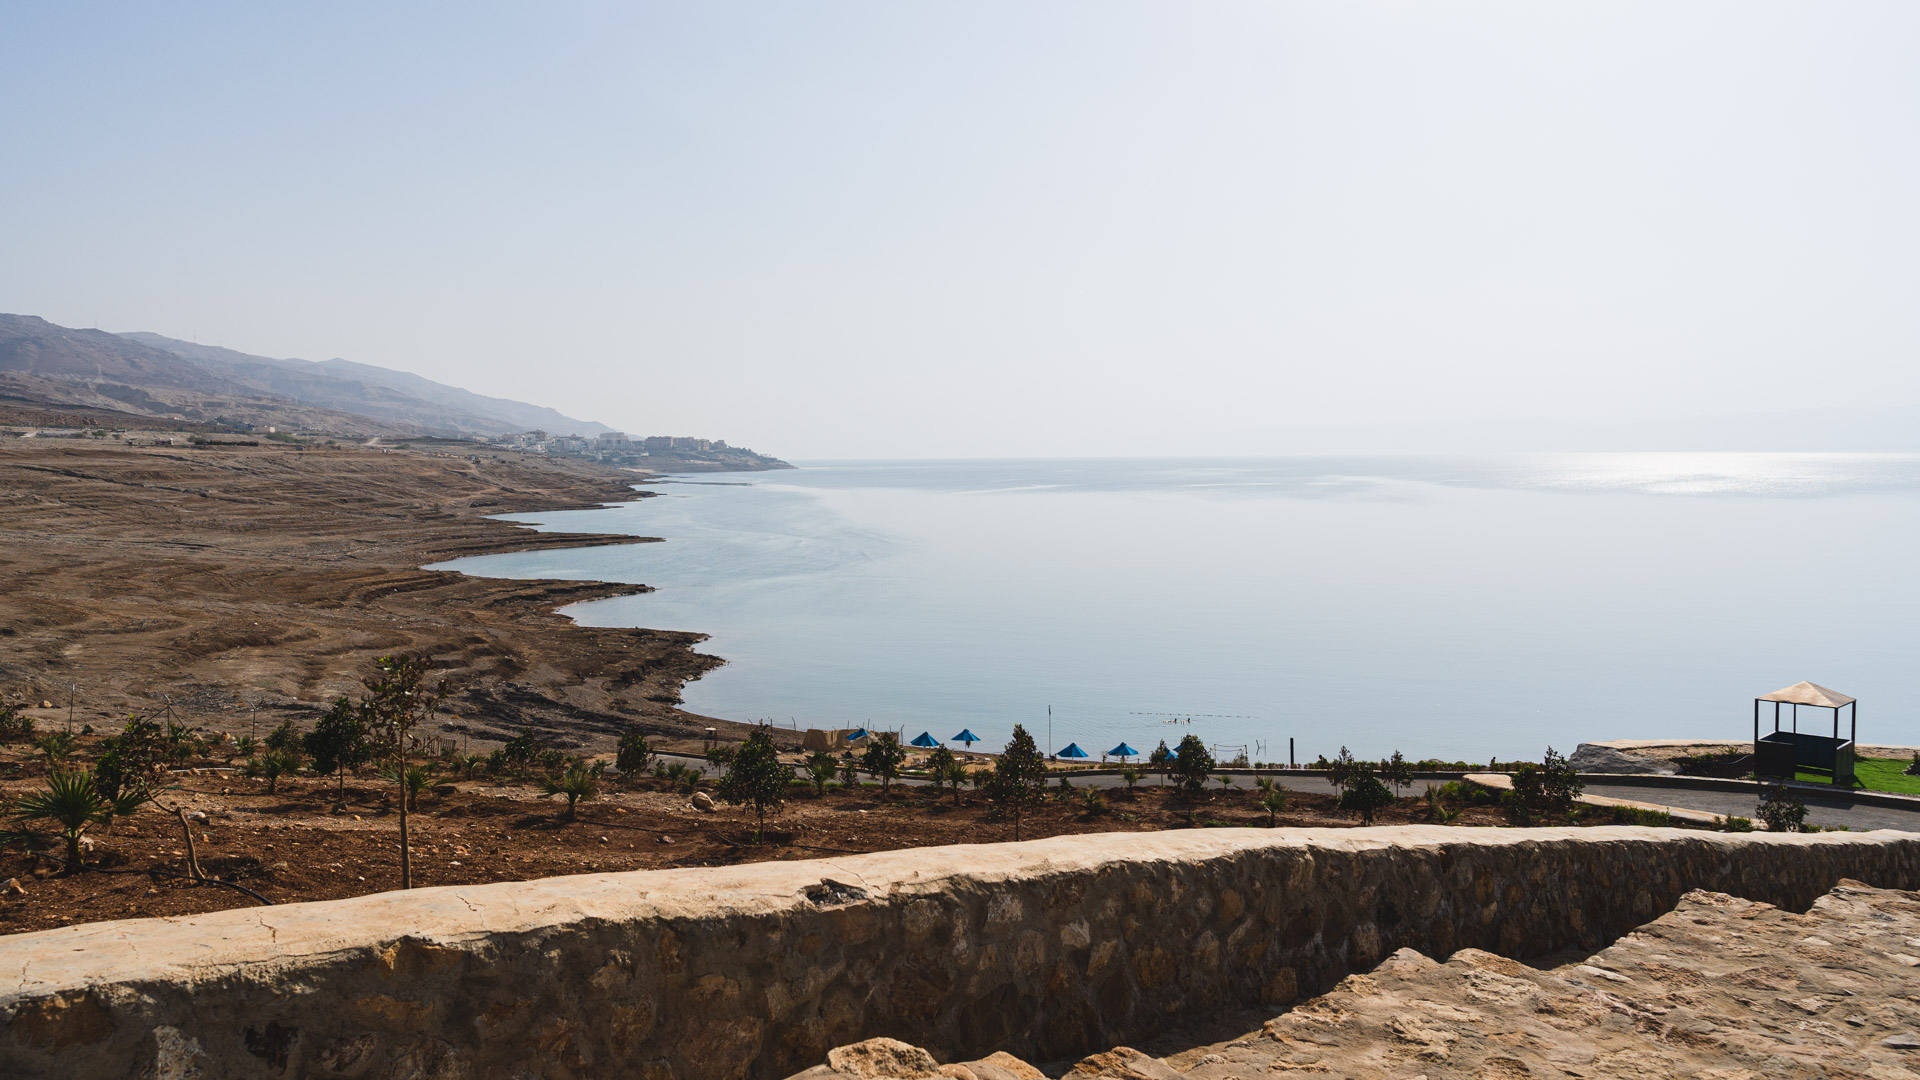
[1107,742,1140,761]
[909,731,940,748]
[1058,742,1089,759]
[952,729,981,747]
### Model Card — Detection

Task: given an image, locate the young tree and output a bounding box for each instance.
[8,767,149,872]
[1383,750,1414,797]
[1337,766,1393,825]
[804,750,839,796]
[305,697,372,804]
[500,729,540,776]
[1504,764,1543,824]
[1148,740,1172,786]
[94,717,171,803]
[264,719,304,755]
[1169,734,1215,799]
[1119,767,1141,796]
[616,730,655,778]
[541,762,599,821]
[362,654,445,890]
[1325,746,1359,795]
[1538,747,1584,816]
[926,745,957,796]
[717,726,789,841]
[986,725,1049,840]
[861,732,906,798]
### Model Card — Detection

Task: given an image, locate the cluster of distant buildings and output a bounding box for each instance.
[485,430,739,462]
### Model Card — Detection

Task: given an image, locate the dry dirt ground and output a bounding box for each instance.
[0,766,1601,935]
[800,881,1920,1080]
[0,433,759,757]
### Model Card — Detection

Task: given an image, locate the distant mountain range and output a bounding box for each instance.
[0,314,612,438]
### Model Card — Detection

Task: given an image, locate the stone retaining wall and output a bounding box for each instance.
[5,826,1919,1080]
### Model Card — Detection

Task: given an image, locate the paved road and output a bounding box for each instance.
[661,752,1920,832]
[1580,779,1920,833]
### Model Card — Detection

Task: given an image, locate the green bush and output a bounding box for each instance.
[1757,784,1809,833]
[615,731,654,776]
[1339,771,1394,824]
[718,727,789,840]
[1610,805,1672,827]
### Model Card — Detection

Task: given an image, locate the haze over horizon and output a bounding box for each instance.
[5,3,1918,458]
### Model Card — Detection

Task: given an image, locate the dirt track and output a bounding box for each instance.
[0,434,740,754]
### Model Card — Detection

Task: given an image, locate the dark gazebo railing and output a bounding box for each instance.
[1753,680,1857,786]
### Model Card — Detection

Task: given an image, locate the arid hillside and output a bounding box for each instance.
[0,434,737,752]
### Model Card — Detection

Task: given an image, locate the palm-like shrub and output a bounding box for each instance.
[1260,786,1288,826]
[1119,767,1141,794]
[34,732,77,764]
[658,761,699,793]
[1081,787,1107,815]
[804,751,838,796]
[399,765,433,810]
[542,763,599,821]
[9,767,150,871]
[245,751,302,794]
[942,760,969,804]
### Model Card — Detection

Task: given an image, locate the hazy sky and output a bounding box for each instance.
[5,3,1918,457]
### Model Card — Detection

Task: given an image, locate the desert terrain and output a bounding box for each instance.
[0,429,731,753]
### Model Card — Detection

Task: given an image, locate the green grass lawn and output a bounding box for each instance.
[1793,757,1920,796]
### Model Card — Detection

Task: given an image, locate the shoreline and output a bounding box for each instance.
[0,436,784,755]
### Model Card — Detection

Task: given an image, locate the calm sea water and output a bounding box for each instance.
[429,455,1920,762]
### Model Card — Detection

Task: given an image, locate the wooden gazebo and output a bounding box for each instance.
[1753,681,1857,786]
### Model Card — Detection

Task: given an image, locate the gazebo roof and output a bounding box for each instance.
[1757,681,1855,708]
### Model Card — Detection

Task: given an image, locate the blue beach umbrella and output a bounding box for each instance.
[952,729,980,747]
[846,728,869,742]
[910,731,940,748]
[1107,742,1140,761]
[1058,742,1089,759]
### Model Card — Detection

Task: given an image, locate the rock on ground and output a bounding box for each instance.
[795,880,1920,1079]
[1569,742,1678,774]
